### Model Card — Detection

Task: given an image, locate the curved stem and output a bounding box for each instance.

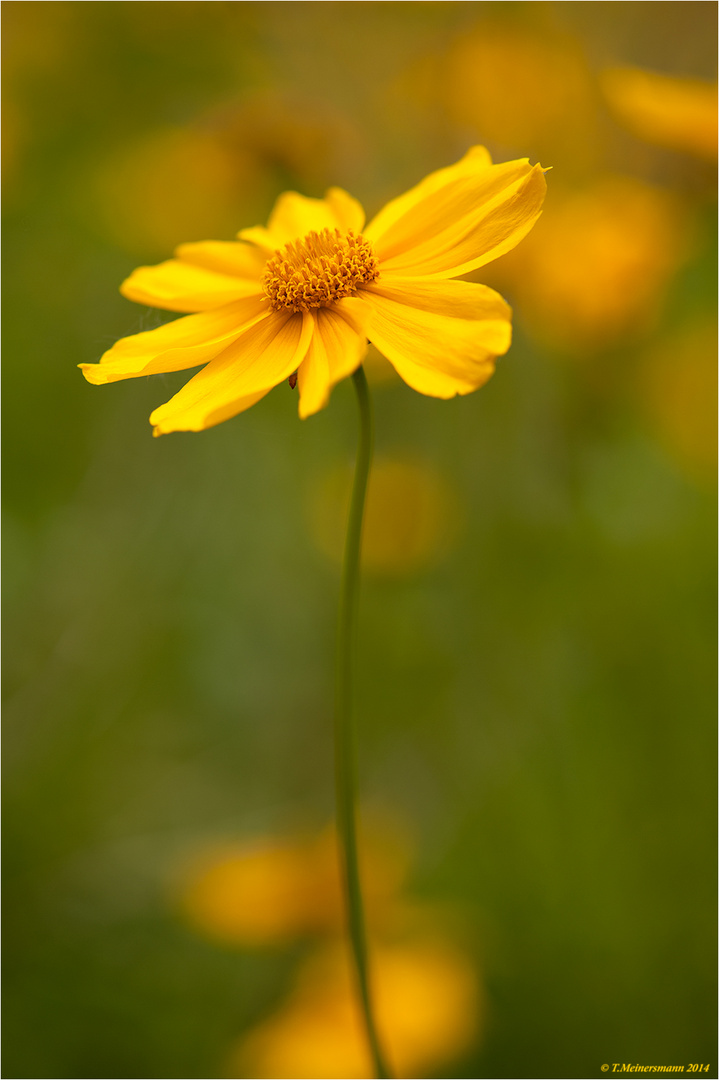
[334,365,391,1080]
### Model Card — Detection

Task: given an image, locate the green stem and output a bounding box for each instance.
[334,365,391,1080]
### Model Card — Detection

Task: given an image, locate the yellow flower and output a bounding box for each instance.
[229,939,482,1079]
[80,147,546,435]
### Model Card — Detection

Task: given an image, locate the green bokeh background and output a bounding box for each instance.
[3,3,716,1078]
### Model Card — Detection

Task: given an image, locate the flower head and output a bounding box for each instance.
[80,147,546,435]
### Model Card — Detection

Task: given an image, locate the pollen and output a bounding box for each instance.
[262,228,379,313]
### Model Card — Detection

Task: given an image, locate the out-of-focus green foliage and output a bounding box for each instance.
[3,3,716,1078]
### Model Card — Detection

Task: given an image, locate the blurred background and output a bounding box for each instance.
[3,3,717,1078]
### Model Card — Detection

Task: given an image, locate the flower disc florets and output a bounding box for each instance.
[262,228,380,313]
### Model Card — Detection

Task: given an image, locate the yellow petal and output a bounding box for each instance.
[121,260,263,314]
[365,146,492,244]
[365,147,547,278]
[296,298,370,419]
[120,239,266,313]
[174,240,268,278]
[79,296,268,384]
[235,225,280,254]
[238,187,366,252]
[361,278,511,398]
[150,310,314,436]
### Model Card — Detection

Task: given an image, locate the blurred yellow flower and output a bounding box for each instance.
[230,939,482,1079]
[90,97,366,259]
[212,92,367,193]
[441,26,599,174]
[484,176,689,352]
[309,456,461,577]
[90,127,266,259]
[602,67,718,162]
[80,147,547,435]
[636,318,718,480]
[176,822,410,946]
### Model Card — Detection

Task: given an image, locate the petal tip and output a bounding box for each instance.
[78,363,106,385]
[119,271,143,300]
[297,394,328,420]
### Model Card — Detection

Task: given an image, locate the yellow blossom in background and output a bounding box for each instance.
[483,176,689,354]
[211,92,367,192]
[230,939,482,1080]
[90,127,266,259]
[90,97,366,258]
[636,318,718,481]
[176,822,410,947]
[308,456,461,577]
[80,147,547,434]
[441,27,599,174]
[602,67,718,162]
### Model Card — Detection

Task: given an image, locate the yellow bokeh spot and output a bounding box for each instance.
[91,126,265,258]
[637,318,718,481]
[229,939,482,1079]
[603,67,718,162]
[176,820,410,946]
[439,26,599,174]
[179,839,320,945]
[89,95,366,260]
[308,457,461,577]
[483,175,690,353]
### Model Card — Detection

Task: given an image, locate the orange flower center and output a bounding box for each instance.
[262,228,379,313]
